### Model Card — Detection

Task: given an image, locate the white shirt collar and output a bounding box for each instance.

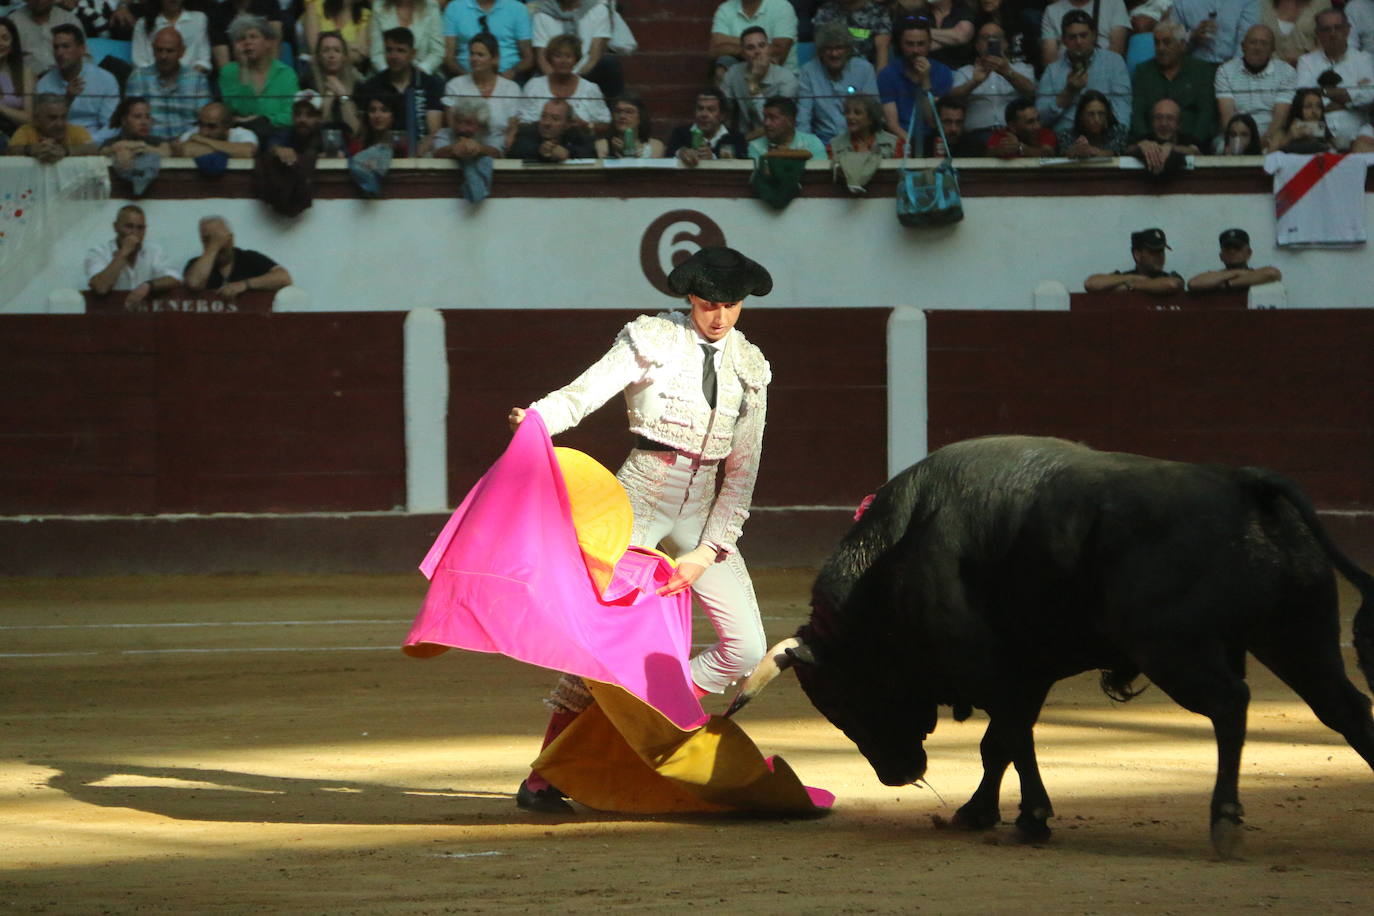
[695,331,729,352]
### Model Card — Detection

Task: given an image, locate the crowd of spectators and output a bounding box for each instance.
[3,0,1373,180]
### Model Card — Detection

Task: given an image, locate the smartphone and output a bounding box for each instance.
[986,36,1003,58]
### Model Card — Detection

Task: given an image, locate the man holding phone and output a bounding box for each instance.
[947,21,1036,147]
[1039,0,1130,65]
[1167,0,1260,65]
[1036,10,1132,131]
[1295,8,1374,150]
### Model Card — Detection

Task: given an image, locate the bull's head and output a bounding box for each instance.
[726,629,938,788]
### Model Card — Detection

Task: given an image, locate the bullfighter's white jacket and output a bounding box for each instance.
[530,311,771,554]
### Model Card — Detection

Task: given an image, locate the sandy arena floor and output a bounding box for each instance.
[2,569,1373,915]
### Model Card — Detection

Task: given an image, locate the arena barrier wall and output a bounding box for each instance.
[2,307,1369,575]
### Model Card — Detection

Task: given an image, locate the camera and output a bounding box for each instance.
[1316,69,1343,89]
[986,36,1003,58]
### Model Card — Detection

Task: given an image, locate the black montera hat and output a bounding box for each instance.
[1219,228,1250,248]
[667,246,773,302]
[1130,227,1170,251]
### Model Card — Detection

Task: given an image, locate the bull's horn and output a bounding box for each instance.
[724,636,810,718]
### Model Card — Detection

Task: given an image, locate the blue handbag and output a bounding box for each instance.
[896,91,964,228]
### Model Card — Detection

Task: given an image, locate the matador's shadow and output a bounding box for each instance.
[41,759,531,826]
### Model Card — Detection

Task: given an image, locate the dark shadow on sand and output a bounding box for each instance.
[39,759,829,827]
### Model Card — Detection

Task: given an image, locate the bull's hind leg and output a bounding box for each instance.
[950,682,1053,839]
[1249,634,1374,772]
[1136,646,1251,859]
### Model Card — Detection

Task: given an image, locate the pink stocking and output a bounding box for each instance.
[525,708,579,792]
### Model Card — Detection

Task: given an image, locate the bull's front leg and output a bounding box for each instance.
[947,683,1054,838]
[945,722,1010,830]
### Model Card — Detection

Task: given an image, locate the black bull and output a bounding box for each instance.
[728,436,1374,857]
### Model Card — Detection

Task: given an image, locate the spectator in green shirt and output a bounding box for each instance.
[218,14,300,130]
[1129,19,1218,148]
[747,95,827,159]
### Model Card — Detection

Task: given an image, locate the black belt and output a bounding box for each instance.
[634,435,675,452]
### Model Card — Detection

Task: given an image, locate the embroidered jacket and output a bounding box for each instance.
[530,311,771,552]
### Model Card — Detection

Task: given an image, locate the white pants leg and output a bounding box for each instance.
[618,450,767,695]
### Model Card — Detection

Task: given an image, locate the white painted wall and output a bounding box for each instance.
[8,187,1374,312]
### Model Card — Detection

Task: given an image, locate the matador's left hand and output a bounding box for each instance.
[658,543,719,596]
[658,562,706,597]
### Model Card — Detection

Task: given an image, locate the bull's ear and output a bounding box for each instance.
[785,644,817,666]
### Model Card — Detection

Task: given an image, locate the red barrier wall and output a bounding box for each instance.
[927,310,1374,509]
[3,309,1369,517]
[1070,290,1250,311]
[0,313,408,514]
[442,309,892,509]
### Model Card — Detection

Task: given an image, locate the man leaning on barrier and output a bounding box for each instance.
[667,88,747,166]
[84,204,182,308]
[1083,228,1186,296]
[183,215,293,301]
[2,93,97,161]
[1188,228,1283,292]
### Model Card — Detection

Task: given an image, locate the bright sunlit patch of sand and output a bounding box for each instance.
[85,775,285,794]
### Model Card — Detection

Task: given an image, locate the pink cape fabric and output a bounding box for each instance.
[403,410,709,731]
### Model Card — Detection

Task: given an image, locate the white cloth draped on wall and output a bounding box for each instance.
[0,157,110,311]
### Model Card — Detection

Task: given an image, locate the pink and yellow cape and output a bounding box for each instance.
[403,411,831,814]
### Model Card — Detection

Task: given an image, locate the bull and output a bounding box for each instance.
[727,436,1374,857]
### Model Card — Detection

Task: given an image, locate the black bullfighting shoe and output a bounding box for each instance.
[516,780,573,814]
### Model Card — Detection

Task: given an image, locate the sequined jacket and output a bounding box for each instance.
[529,311,771,553]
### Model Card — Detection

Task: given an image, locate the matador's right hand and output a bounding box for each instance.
[507,407,526,433]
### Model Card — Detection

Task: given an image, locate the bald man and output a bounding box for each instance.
[172,102,259,159]
[125,27,213,139]
[1215,25,1296,143]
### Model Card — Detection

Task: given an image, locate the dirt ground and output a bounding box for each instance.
[2,569,1373,915]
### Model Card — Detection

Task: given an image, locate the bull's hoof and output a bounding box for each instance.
[1210,803,1245,860]
[1014,808,1053,844]
[933,805,1002,831]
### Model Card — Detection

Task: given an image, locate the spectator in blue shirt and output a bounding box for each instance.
[878,17,954,142]
[1035,9,1132,131]
[1168,0,1260,66]
[35,23,119,144]
[798,21,879,143]
[441,0,532,81]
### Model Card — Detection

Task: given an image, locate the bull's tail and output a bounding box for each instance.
[1244,468,1374,692]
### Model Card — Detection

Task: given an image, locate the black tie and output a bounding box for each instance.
[701,344,717,410]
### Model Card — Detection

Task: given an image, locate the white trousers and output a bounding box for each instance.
[546,448,766,712]
[617,449,766,695]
